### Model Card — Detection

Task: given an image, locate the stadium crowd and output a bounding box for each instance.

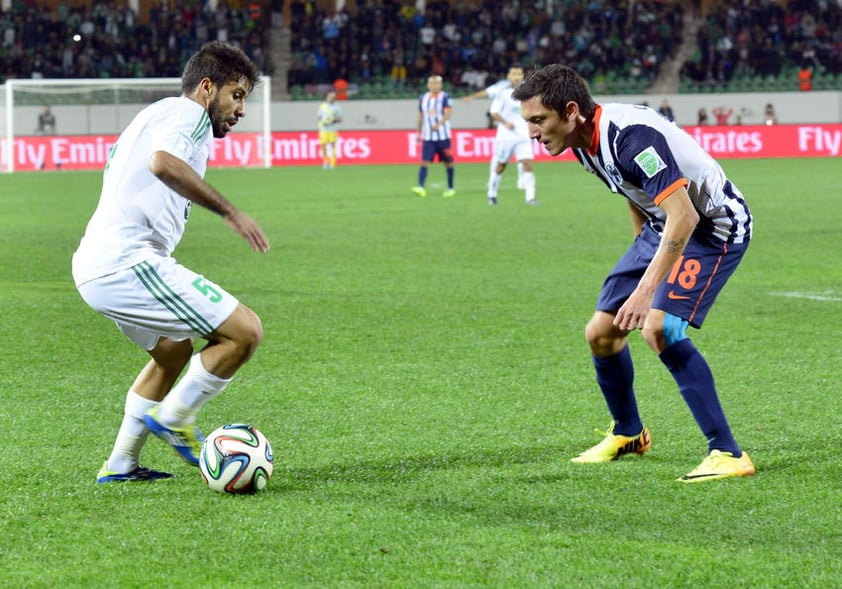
[0,1,267,81]
[287,0,684,89]
[1,0,841,93]
[683,0,842,87]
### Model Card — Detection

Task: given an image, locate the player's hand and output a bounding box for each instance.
[613,290,651,331]
[224,210,270,253]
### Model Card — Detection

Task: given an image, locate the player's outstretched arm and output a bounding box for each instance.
[149,150,270,253]
[223,210,270,253]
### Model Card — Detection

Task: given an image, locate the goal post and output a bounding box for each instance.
[2,76,272,172]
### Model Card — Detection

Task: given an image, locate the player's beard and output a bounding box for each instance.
[208,97,231,138]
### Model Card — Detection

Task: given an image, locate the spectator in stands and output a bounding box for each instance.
[36,105,56,134]
[764,103,778,125]
[390,45,407,86]
[658,99,675,121]
[712,106,732,125]
[697,108,709,126]
[798,66,813,91]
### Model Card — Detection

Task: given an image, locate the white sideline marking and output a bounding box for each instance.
[770,291,842,302]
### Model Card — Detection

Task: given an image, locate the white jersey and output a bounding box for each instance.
[572,103,752,244]
[484,79,512,101]
[72,96,212,286]
[489,88,529,142]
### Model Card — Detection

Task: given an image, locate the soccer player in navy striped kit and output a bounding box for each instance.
[514,64,756,482]
[411,75,456,198]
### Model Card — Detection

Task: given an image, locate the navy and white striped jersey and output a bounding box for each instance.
[573,104,752,244]
[418,91,452,141]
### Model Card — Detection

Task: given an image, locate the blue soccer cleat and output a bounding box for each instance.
[97,462,173,484]
[144,405,205,466]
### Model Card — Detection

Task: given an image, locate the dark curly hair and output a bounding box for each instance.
[181,41,260,95]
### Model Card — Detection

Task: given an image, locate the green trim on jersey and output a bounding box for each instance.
[190,111,211,143]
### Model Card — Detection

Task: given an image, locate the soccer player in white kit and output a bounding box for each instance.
[72,41,270,483]
[463,66,528,190]
[486,65,538,206]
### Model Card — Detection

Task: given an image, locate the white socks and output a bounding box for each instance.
[521,171,536,202]
[106,390,156,473]
[157,353,231,426]
[487,171,502,197]
[105,354,232,474]
[488,164,534,201]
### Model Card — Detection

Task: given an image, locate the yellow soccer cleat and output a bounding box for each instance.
[411,186,427,198]
[571,422,652,463]
[678,450,756,483]
[442,189,456,198]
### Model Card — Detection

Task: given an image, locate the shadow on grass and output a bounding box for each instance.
[282,444,566,489]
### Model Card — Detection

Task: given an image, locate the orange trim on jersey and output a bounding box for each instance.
[653,178,689,206]
[688,242,728,324]
[586,105,602,155]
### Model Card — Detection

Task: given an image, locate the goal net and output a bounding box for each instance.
[2,76,271,172]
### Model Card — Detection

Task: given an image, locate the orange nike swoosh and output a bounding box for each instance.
[668,291,691,300]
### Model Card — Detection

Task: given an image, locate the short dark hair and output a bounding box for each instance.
[181,41,260,95]
[512,64,596,119]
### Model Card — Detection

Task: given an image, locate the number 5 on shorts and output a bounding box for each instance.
[192,277,222,303]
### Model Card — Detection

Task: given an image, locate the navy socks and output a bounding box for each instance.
[659,339,741,456]
[592,345,643,436]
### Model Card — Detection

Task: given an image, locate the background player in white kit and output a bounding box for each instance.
[486,65,538,206]
[463,66,528,189]
[72,41,270,483]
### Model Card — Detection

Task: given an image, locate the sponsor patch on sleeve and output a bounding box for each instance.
[633,146,667,178]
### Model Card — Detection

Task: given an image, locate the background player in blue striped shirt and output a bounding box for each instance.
[411,75,455,198]
[514,64,756,483]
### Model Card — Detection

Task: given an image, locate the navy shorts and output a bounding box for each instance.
[421,139,453,163]
[596,222,749,328]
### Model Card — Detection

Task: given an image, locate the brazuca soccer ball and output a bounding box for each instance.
[199,424,274,494]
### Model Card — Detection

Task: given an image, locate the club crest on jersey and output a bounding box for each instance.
[604,163,624,186]
[633,146,667,178]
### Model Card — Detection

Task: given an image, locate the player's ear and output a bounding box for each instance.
[564,100,579,121]
[201,77,214,98]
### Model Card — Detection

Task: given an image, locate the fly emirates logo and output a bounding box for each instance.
[689,128,763,154]
[797,126,842,156]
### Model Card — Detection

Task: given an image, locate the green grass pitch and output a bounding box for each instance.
[0,159,840,587]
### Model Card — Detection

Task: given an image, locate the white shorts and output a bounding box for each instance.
[493,138,534,165]
[77,256,240,351]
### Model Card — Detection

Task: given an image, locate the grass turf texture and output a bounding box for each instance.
[1,159,840,587]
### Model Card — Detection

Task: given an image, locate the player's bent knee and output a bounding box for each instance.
[644,313,689,350]
[237,306,264,353]
[214,304,264,362]
[585,312,626,355]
